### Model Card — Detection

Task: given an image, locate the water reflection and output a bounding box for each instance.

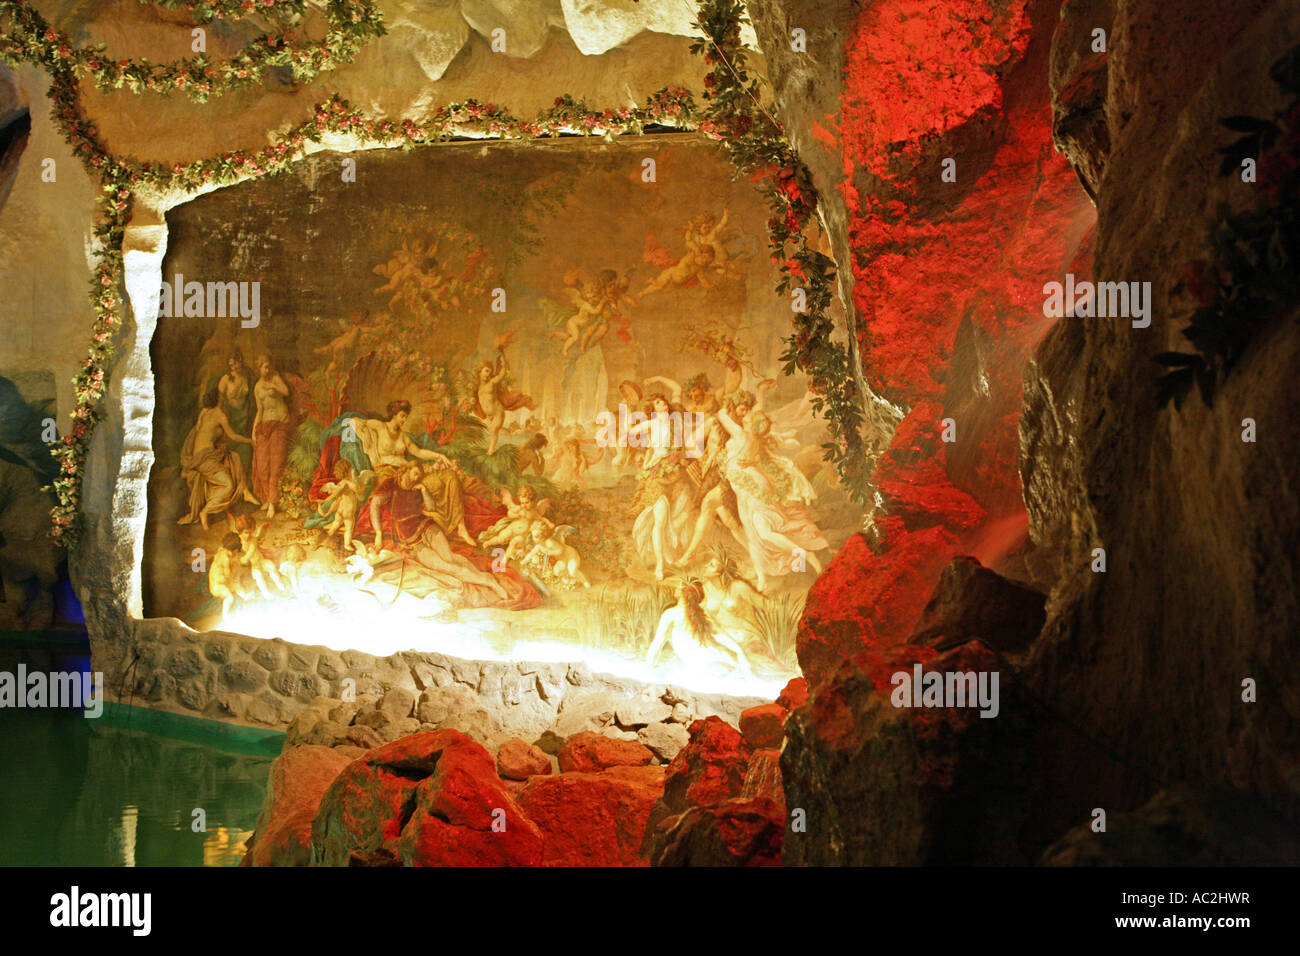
[0,707,272,867]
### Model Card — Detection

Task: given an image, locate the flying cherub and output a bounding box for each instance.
[522,520,590,588]
[639,210,736,297]
[313,309,373,382]
[547,267,637,357]
[372,237,438,309]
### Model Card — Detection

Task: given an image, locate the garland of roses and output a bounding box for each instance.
[0,0,384,103]
[691,0,871,505]
[1,1,695,548]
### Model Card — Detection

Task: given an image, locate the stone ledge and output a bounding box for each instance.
[95,614,770,749]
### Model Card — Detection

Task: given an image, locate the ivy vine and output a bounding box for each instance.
[692,0,871,504]
[1155,44,1300,410]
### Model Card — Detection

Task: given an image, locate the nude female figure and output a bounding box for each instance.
[252,354,293,519]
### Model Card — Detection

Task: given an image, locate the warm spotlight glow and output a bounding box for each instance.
[217,590,789,699]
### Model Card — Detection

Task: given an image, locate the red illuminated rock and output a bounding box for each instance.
[246,744,352,867]
[312,730,540,866]
[557,731,654,773]
[908,555,1046,654]
[739,704,787,750]
[399,741,542,867]
[776,677,808,712]
[517,764,665,866]
[660,716,753,813]
[496,738,553,780]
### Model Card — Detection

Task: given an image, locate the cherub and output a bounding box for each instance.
[313,309,371,381]
[318,458,368,554]
[549,268,607,358]
[685,210,737,277]
[478,485,553,560]
[639,244,720,296]
[372,237,437,310]
[208,532,252,615]
[475,332,534,454]
[579,269,638,354]
[232,515,286,599]
[522,520,590,588]
[639,212,733,298]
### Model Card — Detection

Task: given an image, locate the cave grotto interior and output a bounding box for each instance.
[0,0,1297,904]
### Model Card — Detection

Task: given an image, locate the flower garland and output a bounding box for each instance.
[0,0,385,103]
[692,0,871,504]
[0,0,696,547]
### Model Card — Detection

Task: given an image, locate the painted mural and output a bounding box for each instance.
[144,138,861,690]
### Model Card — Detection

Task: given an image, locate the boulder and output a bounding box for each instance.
[780,641,1052,865]
[660,717,753,814]
[739,703,788,750]
[907,556,1046,655]
[312,730,541,867]
[517,765,665,866]
[651,798,785,867]
[496,738,552,780]
[398,739,543,867]
[301,719,348,748]
[343,724,383,751]
[615,695,674,728]
[377,687,417,720]
[549,689,623,738]
[557,731,654,774]
[246,745,353,867]
[651,746,788,867]
[776,677,808,712]
[637,721,691,763]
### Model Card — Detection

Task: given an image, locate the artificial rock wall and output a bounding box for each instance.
[748,0,1300,863]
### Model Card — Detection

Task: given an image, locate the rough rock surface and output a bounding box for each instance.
[496,738,552,781]
[1040,789,1300,866]
[557,731,654,774]
[648,716,787,866]
[245,744,355,867]
[311,730,541,867]
[517,764,666,866]
[907,556,1046,654]
[1021,0,1300,815]
[779,639,1134,864]
[100,620,765,749]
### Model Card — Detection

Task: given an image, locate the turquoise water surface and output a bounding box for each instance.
[0,632,280,867]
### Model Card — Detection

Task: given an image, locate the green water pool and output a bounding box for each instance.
[0,632,281,867]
